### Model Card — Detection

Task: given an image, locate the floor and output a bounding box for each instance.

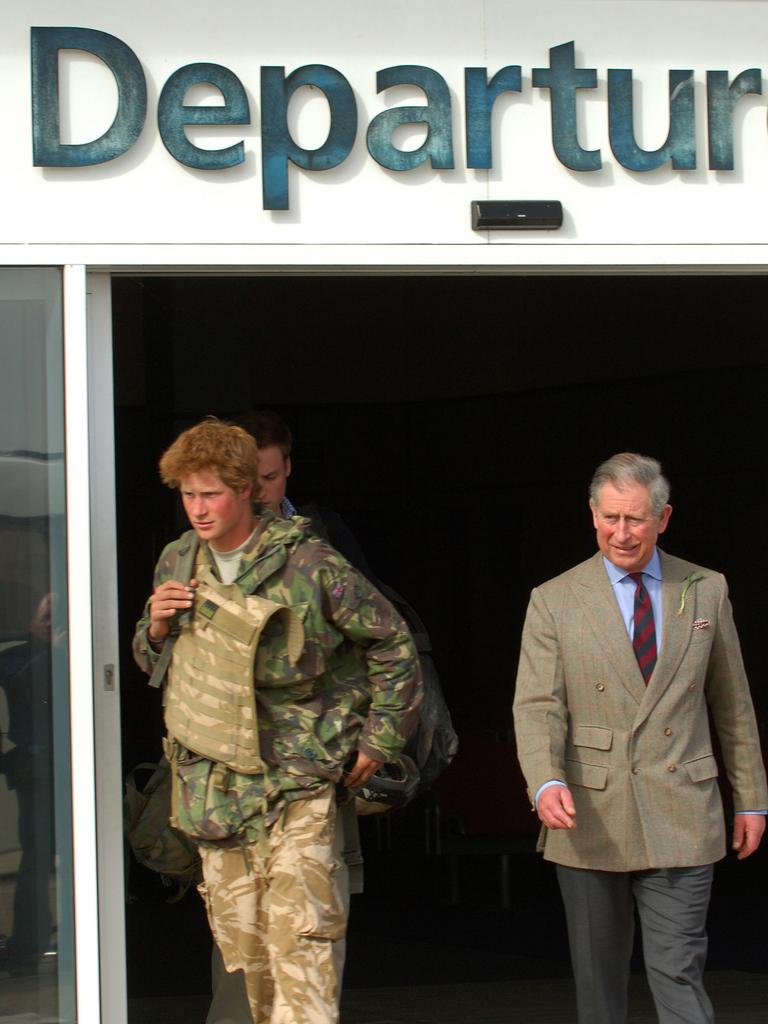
[2,967,766,1024]
[124,972,768,1024]
[120,824,768,1024]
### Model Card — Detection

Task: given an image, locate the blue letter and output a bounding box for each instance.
[31,26,146,166]
[465,66,522,168]
[609,69,696,170]
[367,66,454,171]
[260,65,357,211]
[532,41,601,171]
[158,63,250,169]
[707,69,762,170]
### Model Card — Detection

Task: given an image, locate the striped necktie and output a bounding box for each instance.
[629,572,657,684]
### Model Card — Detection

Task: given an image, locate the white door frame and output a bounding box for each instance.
[70,268,127,1024]
[88,270,128,1024]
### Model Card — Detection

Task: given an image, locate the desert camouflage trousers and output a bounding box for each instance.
[198,789,345,1024]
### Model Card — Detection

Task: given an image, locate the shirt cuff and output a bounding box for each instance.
[535,780,567,808]
[736,810,767,815]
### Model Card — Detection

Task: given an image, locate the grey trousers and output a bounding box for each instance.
[206,803,358,1024]
[556,863,715,1024]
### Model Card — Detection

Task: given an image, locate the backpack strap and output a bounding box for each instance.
[148,530,199,689]
[376,581,431,653]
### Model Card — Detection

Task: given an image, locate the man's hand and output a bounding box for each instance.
[147,579,197,643]
[538,785,577,830]
[344,752,383,789]
[732,813,766,860]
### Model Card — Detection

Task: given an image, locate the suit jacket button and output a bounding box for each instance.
[631,767,640,775]
[664,728,673,736]
[667,764,677,772]
[688,683,697,691]
[596,683,605,692]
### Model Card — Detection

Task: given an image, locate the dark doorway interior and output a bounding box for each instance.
[112,274,768,1019]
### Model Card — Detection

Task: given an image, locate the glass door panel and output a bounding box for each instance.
[0,268,75,1023]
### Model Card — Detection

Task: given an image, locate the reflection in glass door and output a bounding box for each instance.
[0,268,75,1022]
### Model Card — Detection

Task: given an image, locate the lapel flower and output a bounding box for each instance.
[676,573,704,616]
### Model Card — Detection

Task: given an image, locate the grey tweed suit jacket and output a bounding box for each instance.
[513,549,768,872]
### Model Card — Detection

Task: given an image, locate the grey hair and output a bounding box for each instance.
[589,453,670,517]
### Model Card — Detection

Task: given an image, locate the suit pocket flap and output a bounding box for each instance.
[566,759,608,791]
[683,754,719,783]
[571,725,613,751]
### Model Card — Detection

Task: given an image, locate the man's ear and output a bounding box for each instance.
[658,504,672,534]
[285,456,292,480]
[589,499,599,529]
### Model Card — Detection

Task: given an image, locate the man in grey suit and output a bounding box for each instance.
[513,452,767,1024]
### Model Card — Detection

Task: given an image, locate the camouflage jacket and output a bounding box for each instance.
[133,512,423,841]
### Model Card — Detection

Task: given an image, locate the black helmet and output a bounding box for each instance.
[354,755,420,815]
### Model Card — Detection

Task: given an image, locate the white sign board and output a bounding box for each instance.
[2,0,768,250]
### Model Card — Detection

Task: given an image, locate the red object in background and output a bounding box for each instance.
[434,730,538,836]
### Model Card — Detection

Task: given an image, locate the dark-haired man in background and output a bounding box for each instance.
[241,411,377,583]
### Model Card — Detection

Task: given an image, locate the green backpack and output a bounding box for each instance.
[123,756,201,902]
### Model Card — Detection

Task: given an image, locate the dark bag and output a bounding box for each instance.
[377,584,458,795]
[123,756,201,902]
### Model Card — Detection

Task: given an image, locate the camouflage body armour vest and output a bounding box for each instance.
[164,558,304,775]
